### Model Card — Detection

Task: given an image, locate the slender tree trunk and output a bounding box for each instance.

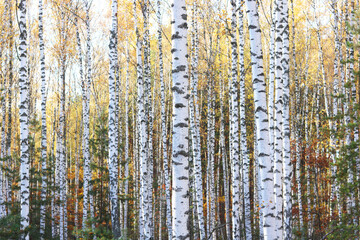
[108,0,121,237]
[206,80,216,240]
[245,0,276,238]
[330,0,340,220]
[230,1,241,239]
[58,10,66,238]
[157,0,172,238]
[141,1,154,236]
[134,1,150,238]
[281,0,292,238]
[6,0,13,212]
[18,1,30,239]
[82,0,92,231]
[39,0,47,237]
[273,1,284,238]
[220,73,231,240]
[291,0,303,233]
[171,0,190,238]
[238,2,251,238]
[123,41,130,236]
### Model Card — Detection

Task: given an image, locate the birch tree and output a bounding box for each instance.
[171,0,190,238]
[108,0,121,237]
[245,0,276,238]
[82,0,92,230]
[273,1,284,238]
[230,1,241,239]
[39,0,47,237]
[189,2,206,239]
[281,0,292,238]
[18,0,30,239]
[238,1,251,238]
[157,0,172,238]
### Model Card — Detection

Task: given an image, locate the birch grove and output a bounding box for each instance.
[0,0,360,239]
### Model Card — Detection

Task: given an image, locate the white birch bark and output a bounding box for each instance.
[133,2,144,238]
[230,1,241,239]
[134,1,150,238]
[238,2,251,238]
[18,1,30,238]
[0,2,7,214]
[281,0,292,238]
[6,0,14,209]
[108,0,121,237]
[123,42,130,236]
[347,0,357,220]
[206,81,216,239]
[141,1,154,236]
[82,0,92,231]
[171,0,190,238]
[245,0,276,238]
[330,0,340,219]
[58,9,66,238]
[74,18,84,233]
[220,77,231,240]
[39,0,47,236]
[157,0,173,238]
[273,1,284,238]
[290,0,303,233]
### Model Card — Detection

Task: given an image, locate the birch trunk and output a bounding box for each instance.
[230,2,241,239]
[220,74,231,240]
[206,81,216,239]
[238,2,251,238]
[82,0,92,230]
[108,0,121,237]
[157,0,172,238]
[273,1,284,238]
[330,0,340,219]
[291,0,303,233]
[58,10,66,238]
[281,0,292,238]
[6,0,13,210]
[141,1,154,236]
[123,42,130,235]
[245,0,276,238]
[39,0,47,236]
[171,0,190,238]
[18,0,30,238]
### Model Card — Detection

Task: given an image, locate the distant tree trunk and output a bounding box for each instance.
[347,0,357,222]
[6,0,14,212]
[273,1,284,238]
[330,0,340,220]
[220,75,231,240]
[238,1,251,239]
[82,0,92,231]
[74,17,84,233]
[134,1,150,238]
[39,0,48,237]
[108,0,121,238]
[18,1,30,239]
[281,0,292,238]
[123,41,130,236]
[290,0,303,233]
[171,0,190,238]
[53,109,59,237]
[0,0,8,218]
[157,0,172,238]
[58,8,67,239]
[230,1,241,239]
[139,1,154,236]
[206,79,216,240]
[245,0,276,238]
